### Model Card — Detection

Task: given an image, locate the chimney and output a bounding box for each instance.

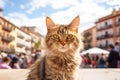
[0,8,3,17]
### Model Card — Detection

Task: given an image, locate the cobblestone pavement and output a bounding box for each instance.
[0,69,120,80]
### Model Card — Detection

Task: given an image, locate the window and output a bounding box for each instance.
[118,18,120,22]
[119,28,120,34]
[105,22,108,26]
[105,40,108,47]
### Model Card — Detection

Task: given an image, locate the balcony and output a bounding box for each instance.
[25,47,31,50]
[97,24,112,31]
[115,21,120,26]
[98,45,108,49]
[97,34,113,40]
[17,34,24,39]
[25,39,31,42]
[116,33,120,37]
[1,47,15,53]
[2,26,12,32]
[17,43,25,48]
[1,35,15,43]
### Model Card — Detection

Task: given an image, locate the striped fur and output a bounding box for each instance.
[26,16,83,80]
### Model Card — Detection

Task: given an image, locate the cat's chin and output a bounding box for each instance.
[58,48,68,52]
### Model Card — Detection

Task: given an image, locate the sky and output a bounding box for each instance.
[0,0,120,36]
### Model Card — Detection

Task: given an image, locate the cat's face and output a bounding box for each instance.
[45,16,81,53]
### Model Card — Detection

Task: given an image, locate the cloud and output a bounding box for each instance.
[0,0,8,8]
[106,0,120,6]
[20,4,25,9]
[5,12,47,35]
[4,0,120,35]
[48,0,113,32]
[25,0,80,14]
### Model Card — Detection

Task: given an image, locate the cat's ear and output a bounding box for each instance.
[69,16,80,33]
[46,16,55,30]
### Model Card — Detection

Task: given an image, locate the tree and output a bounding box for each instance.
[34,41,41,50]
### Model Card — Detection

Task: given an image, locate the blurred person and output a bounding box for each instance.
[81,55,87,68]
[91,56,96,68]
[96,54,106,68]
[34,50,41,61]
[7,53,15,60]
[85,53,92,68]
[114,42,120,68]
[114,42,120,53]
[0,55,2,62]
[10,57,20,69]
[18,53,24,68]
[107,44,120,68]
[23,53,29,68]
[0,57,12,69]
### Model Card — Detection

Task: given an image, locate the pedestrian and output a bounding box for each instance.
[10,57,20,69]
[85,53,92,68]
[34,50,41,61]
[23,53,29,68]
[0,57,12,69]
[96,54,106,68]
[18,53,24,68]
[107,44,120,68]
[114,42,120,53]
[91,56,96,68]
[81,55,87,68]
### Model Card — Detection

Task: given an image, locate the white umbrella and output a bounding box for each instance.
[1,52,7,57]
[81,47,109,55]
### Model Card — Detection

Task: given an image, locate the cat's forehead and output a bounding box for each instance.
[57,24,68,35]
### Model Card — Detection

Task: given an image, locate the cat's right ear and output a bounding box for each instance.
[46,16,55,30]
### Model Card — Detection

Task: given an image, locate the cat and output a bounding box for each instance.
[26,16,83,80]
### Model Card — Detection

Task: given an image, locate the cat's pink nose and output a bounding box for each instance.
[60,40,66,46]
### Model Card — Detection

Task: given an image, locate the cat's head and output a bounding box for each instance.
[45,16,82,53]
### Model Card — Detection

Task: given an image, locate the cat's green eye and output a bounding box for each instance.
[67,34,73,39]
[53,34,59,39]
[66,34,74,42]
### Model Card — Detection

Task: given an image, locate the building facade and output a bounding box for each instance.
[15,28,32,54]
[0,9,32,54]
[82,26,96,50]
[0,10,16,53]
[20,26,43,51]
[96,9,120,49]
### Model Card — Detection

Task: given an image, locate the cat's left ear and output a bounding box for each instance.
[69,16,80,33]
[46,16,55,30]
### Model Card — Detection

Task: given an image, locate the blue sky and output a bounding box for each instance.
[0,0,120,35]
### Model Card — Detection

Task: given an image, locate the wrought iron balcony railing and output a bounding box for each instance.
[97,24,112,31]
[97,34,113,40]
[116,33,120,37]
[1,35,15,42]
[17,34,24,39]
[2,26,12,32]
[1,47,15,53]
[115,21,120,26]
[17,43,25,48]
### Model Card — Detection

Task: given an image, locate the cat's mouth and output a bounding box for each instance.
[58,46,68,52]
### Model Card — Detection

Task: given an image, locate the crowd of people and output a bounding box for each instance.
[0,50,41,69]
[0,42,120,69]
[81,42,120,68]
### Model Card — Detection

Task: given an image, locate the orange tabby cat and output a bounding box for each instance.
[26,16,83,80]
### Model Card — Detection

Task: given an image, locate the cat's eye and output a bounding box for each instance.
[53,34,60,40]
[66,34,74,42]
[67,34,73,39]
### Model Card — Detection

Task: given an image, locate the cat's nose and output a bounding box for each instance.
[60,40,66,46]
